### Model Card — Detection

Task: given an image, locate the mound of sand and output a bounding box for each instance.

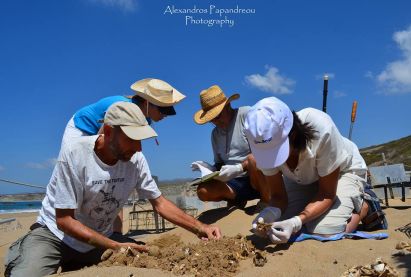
[98,233,262,276]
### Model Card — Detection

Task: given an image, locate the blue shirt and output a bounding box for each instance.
[73,96,132,135]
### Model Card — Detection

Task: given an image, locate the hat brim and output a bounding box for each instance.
[248,136,290,170]
[130,78,186,107]
[193,93,240,125]
[120,125,158,141]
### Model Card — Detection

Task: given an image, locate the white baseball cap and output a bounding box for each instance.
[104,102,158,140]
[244,97,293,169]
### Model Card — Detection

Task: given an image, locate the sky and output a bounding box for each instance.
[0,0,411,194]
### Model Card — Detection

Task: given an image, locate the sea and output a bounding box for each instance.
[0,200,42,214]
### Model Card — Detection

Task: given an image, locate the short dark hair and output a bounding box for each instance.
[289,111,317,152]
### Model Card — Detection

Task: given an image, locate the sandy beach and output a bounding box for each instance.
[1,198,410,277]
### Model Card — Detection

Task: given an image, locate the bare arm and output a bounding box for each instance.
[149,195,222,240]
[55,209,147,251]
[298,167,339,224]
[265,172,288,211]
[113,209,123,233]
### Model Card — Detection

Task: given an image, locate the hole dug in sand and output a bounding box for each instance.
[99,234,266,276]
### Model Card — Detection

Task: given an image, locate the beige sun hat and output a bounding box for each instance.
[104,102,157,140]
[194,85,239,125]
[130,78,186,107]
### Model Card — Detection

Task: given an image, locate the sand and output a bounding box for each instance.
[1,199,410,277]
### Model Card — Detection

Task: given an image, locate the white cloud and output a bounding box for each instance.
[333,90,347,98]
[364,71,374,79]
[26,158,57,170]
[315,73,335,80]
[245,66,295,94]
[88,0,137,12]
[377,25,411,94]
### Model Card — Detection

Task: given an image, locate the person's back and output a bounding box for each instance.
[73,96,130,135]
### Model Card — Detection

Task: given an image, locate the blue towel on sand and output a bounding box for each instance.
[289,231,388,242]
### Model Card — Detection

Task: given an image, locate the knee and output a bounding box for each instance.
[196,186,210,201]
[246,154,258,171]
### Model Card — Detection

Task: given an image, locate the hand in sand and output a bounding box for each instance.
[116,242,148,252]
[197,224,222,240]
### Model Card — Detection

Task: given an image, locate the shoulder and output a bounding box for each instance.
[238,106,251,115]
[64,135,96,154]
[237,106,251,123]
[95,95,129,106]
[129,151,148,166]
[297,108,336,135]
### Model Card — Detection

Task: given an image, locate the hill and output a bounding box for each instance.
[360,135,411,170]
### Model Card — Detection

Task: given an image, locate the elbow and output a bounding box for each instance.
[56,217,68,232]
[150,196,166,216]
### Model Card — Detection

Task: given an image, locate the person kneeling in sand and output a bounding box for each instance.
[244,97,369,244]
[60,78,185,235]
[5,102,221,277]
[192,85,261,209]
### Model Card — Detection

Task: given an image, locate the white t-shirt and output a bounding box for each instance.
[37,135,161,252]
[261,108,367,184]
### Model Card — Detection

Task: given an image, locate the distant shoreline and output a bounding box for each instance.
[0,193,45,201]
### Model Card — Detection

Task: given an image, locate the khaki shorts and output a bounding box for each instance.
[281,172,365,235]
[4,225,136,277]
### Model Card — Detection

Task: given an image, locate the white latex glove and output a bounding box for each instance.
[268,216,302,244]
[251,206,281,238]
[215,164,243,182]
[191,161,216,176]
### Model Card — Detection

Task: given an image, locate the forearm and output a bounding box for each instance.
[299,168,340,224]
[113,209,123,233]
[298,193,335,224]
[152,196,204,236]
[57,216,119,250]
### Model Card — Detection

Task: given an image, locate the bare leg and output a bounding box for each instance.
[197,180,236,202]
[247,155,270,203]
[345,201,369,233]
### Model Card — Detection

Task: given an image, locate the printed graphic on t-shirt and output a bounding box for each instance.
[89,182,121,231]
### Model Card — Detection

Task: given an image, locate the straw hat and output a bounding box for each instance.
[130,78,186,107]
[194,85,239,125]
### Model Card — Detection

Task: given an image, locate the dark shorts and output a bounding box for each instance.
[227,176,260,202]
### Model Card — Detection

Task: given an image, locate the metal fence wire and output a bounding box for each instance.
[129,207,198,233]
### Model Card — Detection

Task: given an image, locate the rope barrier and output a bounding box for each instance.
[0,178,46,190]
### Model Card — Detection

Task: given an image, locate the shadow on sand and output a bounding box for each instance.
[392,254,411,276]
[197,204,258,224]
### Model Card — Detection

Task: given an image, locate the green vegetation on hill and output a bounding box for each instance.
[360,135,411,170]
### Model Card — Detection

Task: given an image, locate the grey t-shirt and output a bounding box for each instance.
[211,106,251,166]
[37,135,161,252]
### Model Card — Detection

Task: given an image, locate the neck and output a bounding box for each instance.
[94,135,118,166]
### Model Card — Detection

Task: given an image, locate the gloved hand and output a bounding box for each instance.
[215,164,243,182]
[268,216,302,244]
[191,161,216,173]
[251,206,281,238]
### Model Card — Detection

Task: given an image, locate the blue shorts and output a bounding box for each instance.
[227,176,260,202]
